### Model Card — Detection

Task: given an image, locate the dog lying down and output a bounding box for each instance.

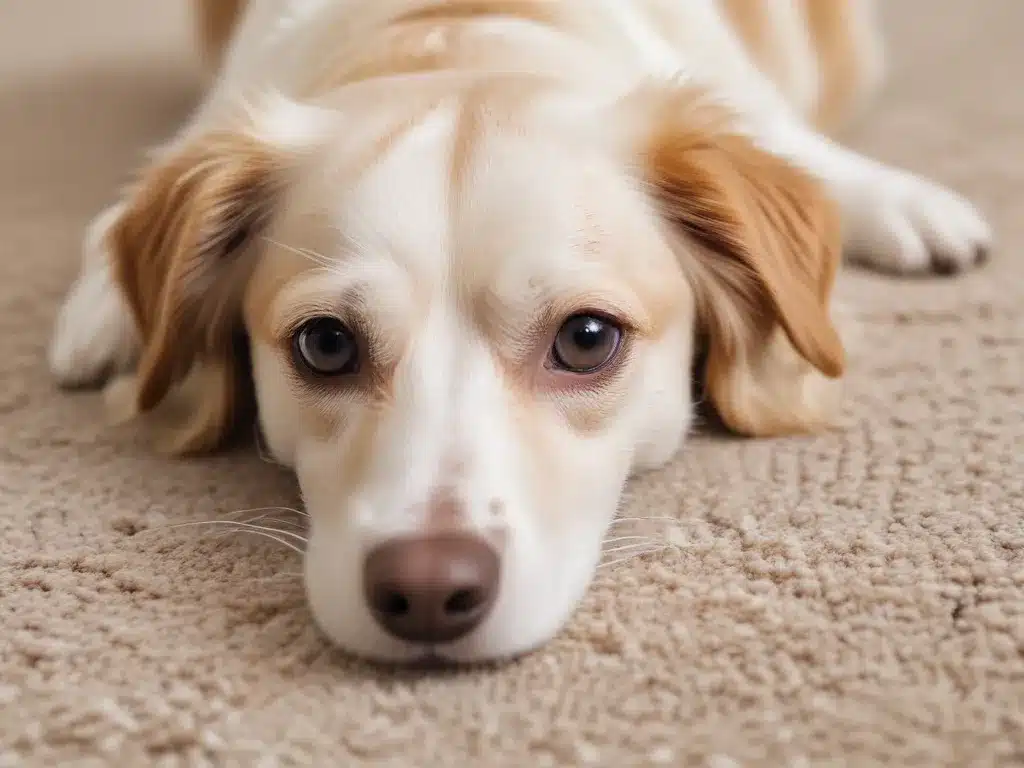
[48,0,991,664]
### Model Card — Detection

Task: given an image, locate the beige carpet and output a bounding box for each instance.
[1,2,1022,766]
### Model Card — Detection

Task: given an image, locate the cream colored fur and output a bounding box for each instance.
[48,0,991,663]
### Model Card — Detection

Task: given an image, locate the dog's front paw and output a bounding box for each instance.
[48,205,138,388]
[839,169,992,275]
[48,266,138,388]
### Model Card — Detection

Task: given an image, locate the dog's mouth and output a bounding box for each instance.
[401,650,503,671]
[339,640,530,671]
[404,651,453,670]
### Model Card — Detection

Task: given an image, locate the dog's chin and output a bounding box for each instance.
[306,580,596,668]
[329,639,545,670]
[307,611,569,668]
[313,619,570,669]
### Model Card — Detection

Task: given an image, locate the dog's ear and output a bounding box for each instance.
[105,127,293,455]
[631,87,846,436]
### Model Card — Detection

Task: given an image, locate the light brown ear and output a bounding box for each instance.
[635,88,846,436]
[106,130,285,455]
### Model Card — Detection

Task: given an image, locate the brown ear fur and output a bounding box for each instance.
[107,131,283,455]
[635,88,846,436]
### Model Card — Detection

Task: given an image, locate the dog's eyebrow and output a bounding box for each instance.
[325,219,440,288]
[260,268,367,337]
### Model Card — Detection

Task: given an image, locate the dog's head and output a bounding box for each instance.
[104,80,844,663]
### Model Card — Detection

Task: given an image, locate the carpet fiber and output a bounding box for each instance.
[1,2,1022,766]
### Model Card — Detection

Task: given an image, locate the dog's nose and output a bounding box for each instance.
[363,534,500,645]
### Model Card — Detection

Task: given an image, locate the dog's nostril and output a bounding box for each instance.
[444,588,482,616]
[376,590,410,617]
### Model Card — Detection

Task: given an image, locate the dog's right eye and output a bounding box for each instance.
[292,317,360,376]
[550,313,623,374]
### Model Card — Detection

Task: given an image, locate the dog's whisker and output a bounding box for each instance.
[209,526,299,543]
[601,535,655,546]
[221,504,309,519]
[600,557,661,570]
[608,515,684,526]
[260,236,327,264]
[233,509,308,526]
[261,236,336,269]
[192,523,306,554]
[600,541,664,556]
[601,540,662,553]
[599,538,682,561]
[157,520,309,544]
[241,515,305,530]
[227,528,306,554]
[597,544,676,570]
[208,521,309,543]
[596,552,660,570]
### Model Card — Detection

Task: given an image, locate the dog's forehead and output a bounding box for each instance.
[265,98,681,334]
[327,101,592,286]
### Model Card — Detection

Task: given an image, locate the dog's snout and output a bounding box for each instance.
[363,534,500,645]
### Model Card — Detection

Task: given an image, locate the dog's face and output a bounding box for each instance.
[105,82,845,663]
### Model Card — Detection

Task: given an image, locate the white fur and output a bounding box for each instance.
[49,0,991,663]
[247,113,694,661]
[48,202,138,386]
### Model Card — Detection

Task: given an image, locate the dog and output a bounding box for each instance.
[48,0,991,664]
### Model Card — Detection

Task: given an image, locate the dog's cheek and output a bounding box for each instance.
[630,323,696,472]
[446,426,631,661]
[301,493,420,662]
[249,340,305,466]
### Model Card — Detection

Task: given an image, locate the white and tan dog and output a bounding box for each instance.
[49,0,991,663]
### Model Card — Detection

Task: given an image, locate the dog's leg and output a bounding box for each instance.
[803,0,886,133]
[48,203,140,388]
[660,1,991,274]
[47,5,249,390]
[714,6,989,274]
[719,4,989,274]
[761,120,992,274]
[49,1,286,389]
[720,0,822,122]
[193,0,247,78]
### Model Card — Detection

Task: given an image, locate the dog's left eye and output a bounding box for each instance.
[293,317,360,376]
[550,314,623,373]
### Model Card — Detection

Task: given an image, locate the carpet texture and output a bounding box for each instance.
[1,2,1022,766]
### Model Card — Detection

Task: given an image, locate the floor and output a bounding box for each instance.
[0,1,1021,765]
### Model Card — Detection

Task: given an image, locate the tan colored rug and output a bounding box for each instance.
[1,1,1021,766]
